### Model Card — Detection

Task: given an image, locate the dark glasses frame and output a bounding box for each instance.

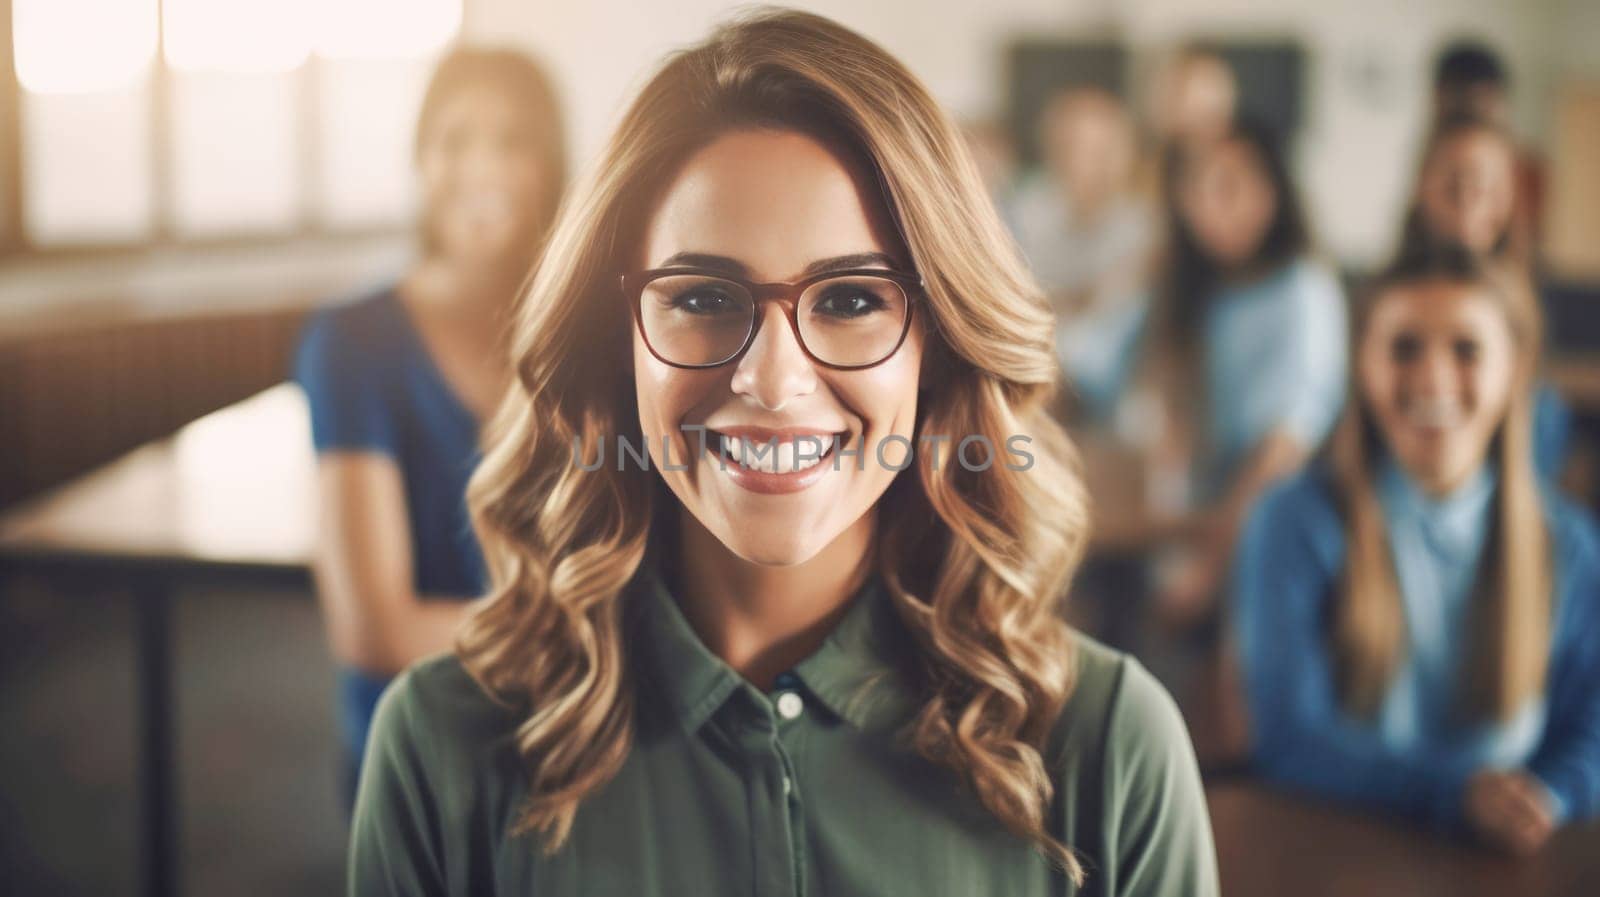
[620,266,923,370]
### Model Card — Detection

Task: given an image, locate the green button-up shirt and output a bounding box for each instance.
[350,569,1218,896]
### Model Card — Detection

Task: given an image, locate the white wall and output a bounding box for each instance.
[463,0,1572,268]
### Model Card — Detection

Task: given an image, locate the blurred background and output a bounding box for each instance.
[1,1,1597,895]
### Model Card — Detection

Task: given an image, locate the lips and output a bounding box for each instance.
[719,433,837,472]
[701,425,850,495]
[1401,397,1465,430]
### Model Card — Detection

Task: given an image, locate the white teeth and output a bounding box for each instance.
[718,434,835,473]
[1405,399,1463,429]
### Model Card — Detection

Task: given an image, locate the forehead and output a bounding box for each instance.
[640,128,902,279]
[1431,131,1513,168]
[1368,280,1508,333]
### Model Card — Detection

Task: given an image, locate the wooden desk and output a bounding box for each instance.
[1209,783,1600,897]
[0,384,315,897]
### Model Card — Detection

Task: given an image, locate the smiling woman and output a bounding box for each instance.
[1233,245,1600,855]
[348,10,1217,897]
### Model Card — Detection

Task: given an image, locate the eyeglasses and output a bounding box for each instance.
[621,266,921,370]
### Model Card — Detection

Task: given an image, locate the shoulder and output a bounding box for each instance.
[1277,258,1347,321]
[1253,467,1343,544]
[292,287,408,427]
[294,284,406,375]
[367,652,522,782]
[1282,256,1343,295]
[1051,635,1219,893]
[1049,634,1190,774]
[298,287,403,360]
[1545,492,1600,589]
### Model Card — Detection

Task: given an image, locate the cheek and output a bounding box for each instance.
[1358,358,1398,418]
[510,158,549,202]
[824,336,923,443]
[631,336,686,432]
[1468,356,1516,419]
[1239,184,1276,241]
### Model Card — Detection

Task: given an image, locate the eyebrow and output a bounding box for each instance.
[652,251,902,279]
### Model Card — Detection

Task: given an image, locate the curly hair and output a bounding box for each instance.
[457,7,1090,881]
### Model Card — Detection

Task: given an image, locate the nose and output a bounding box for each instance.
[730,303,818,412]
[1412,344,1457,399]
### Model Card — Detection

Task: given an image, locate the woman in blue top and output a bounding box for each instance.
[1125,120,1348,621]
[1234,246,1600,855]
[292,47,566,801]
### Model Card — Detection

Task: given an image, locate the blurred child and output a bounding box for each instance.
[1006,87,1155,415]
[1234,247,1600,854]
[1429,40,1542,244]
[1401,113,1528,266]
[292,47,565,804]
[1147,44,1238,156]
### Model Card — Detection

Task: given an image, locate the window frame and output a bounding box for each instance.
[0,0,451,261]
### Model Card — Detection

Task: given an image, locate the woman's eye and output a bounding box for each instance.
[813,288,885,319]
[1453,338,1481,363]
[1391,334,1421,363]
[672,290,740,315]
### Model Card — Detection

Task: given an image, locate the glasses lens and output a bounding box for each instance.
[798,276,910,367]
[638,275,755,366]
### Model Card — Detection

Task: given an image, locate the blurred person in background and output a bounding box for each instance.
[1005,87,1156,418]
[349,11,1217,895]
[1398,112,1572,481]
[1138,120,1347,625]
[1401,113,1530,267]
[1147,44,1238,157]
[291,46,567,806]
[1133,42,1238,213]
[1430,39,1543,247]
[1234,247,1600,855]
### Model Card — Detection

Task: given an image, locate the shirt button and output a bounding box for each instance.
[776,691,804,720]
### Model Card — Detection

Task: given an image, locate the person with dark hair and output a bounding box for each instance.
[1429,39,1545,252]
[1433,40,1510,128]
[291,46,567,805]
[1234,245,1600,854]
[1133,119,1349,622]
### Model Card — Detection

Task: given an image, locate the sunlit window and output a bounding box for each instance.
[318,0,461,59]
[163,0,315,74]
[8,0,463,249]
[13,0,157,94]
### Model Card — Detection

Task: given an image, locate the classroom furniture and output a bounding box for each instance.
[0,384,314,897]
[1210,783,1600,897]
[0,306,310,510]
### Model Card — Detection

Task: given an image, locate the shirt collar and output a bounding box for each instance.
[1377,456,1497,558]
[630,558,919,737]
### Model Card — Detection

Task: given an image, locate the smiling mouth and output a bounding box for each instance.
[702,428,851,494]
[1401,399,1465,431]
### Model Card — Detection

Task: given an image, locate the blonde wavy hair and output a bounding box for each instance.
[460,7,1090,881]
[1329,245,1551,722]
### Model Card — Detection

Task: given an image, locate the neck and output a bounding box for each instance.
[671,507,875,690]
[1385,453,1493,503]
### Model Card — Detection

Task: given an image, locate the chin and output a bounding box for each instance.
[716,526,830,568]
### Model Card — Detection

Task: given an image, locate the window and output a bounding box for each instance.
[2,0,462,252]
